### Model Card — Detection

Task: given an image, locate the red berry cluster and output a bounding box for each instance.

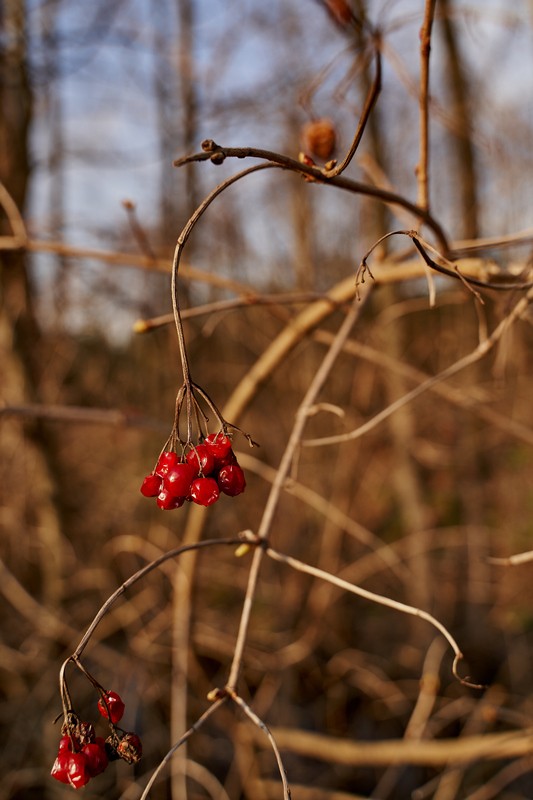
[140,433,246,510]
[51,692,142,789]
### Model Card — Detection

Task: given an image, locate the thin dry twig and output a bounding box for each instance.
[67,537,250,662]
[175,141,450,252]
[324,40,382,177]
[416,0,437,211]
[227,688,292,800]
[225,294,369,692]
[265,547,482,689]
[133,699,227,800]
[304,286,533,447]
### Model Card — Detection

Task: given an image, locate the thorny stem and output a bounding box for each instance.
[226,293,369,690]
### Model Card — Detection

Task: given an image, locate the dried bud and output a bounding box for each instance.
[301,119,337,161]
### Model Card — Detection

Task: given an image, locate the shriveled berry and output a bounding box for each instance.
[104,737,120,762]
[61,719,95,748]
[164,462,196,497]
[217,464,246,496]
[204,433,233,462]
[186,444,215,476]
[155,451,178,477]
[140,473,162,497]
[83,741,108,777]
[189,477,220,506]
[98,690,125,724]
[117,732,143,764]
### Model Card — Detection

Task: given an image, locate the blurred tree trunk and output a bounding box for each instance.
[0,1,65,606]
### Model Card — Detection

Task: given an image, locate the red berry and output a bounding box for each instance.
[189,477,220,506]
[217,464,246,496]
[97,690,125,724]
[164,462,196,497]
[83,741,108,777]
[217,448,238,468]
[155,451,178,477]
[204,433,233,461]
[58,735,72,753]
[156,489,184,510]
[116,732,143,764]
[186,444,215,476]
[51,753,70,784]
[140,473,162,497]
[51,752,90,788]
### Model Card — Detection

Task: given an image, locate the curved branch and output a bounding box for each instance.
[171,162,277,383]
[175,141,450,253]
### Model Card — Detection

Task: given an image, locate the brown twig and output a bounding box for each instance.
[304,285,533,448]
[265,547,483,689]
[416,0,437,211]
[226,688,292,800]
[324,42,382,177]
[175,140,450,252]
[226,293,369,691]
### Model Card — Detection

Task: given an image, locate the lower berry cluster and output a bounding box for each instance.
[51,691,142,789]
[140,432,246,510]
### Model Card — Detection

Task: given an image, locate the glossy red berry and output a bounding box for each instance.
[116,732,143,764]
[155,451,178,477]
[156,489,184,510]
[186,444,215,476]
[189,477,220,506]
[164,462,196,497]
[51,753,70,784]
[58,735,72,753]
[204,433,233,461]
[140,473,162,497]
[83,741,108,777]
[217,464,246,496]
[98,690,125,724]
[216,448,237,468]
[51,752,90,788]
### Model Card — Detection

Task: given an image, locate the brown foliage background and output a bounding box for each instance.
[1,2,533,799]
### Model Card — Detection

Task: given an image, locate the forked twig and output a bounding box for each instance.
[227,688,292,800]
